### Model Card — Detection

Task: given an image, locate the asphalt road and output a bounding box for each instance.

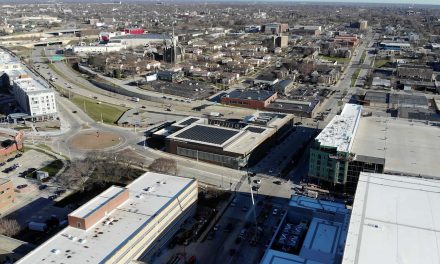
[15,34,373,199]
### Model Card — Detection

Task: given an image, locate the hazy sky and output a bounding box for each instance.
[290,0,439,4]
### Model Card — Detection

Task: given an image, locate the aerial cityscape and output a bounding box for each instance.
[0,1,439,264]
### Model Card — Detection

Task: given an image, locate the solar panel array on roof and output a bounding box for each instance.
[180,118,200,126]
[174,125,239,145]
[245,127,266,133]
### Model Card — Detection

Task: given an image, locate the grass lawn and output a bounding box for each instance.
[351,69,361,87]
[70,94,127,124]
[320,56,350,64]
[374,59,390,68]
[360,51,367,64]
[39,159,64,177]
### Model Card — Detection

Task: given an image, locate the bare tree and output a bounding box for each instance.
[0,218,21,237]
[59,156,95,192]
[148,158,178,176]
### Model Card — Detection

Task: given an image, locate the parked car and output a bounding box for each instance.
[55,189,66,195]
[273,180,282,185]
[6,157,14,162]
[254,179,261,185]
[17,184,28,189]
[39,184,48,190]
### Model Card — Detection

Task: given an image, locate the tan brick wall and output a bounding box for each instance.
[0,180,15,210]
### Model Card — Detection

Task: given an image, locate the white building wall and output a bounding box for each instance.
[12,78,57,117]
[73,45,124,54]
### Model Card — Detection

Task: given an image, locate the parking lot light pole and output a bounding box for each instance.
[248,174,258,240]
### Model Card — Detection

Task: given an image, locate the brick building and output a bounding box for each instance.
[220,89,278,109]
[0,178,15,210]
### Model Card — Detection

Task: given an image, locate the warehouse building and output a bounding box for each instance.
[165,113,293,169]
[260,195,350,264]
[343,172,440,264]
[12,78,57,120]
[17,172,198,264]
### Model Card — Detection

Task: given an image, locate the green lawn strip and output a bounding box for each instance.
[360,51,367,64]
[374,59,390,68]
[39,159,64,177]
[70,94,127,124]
[351,69,361,87]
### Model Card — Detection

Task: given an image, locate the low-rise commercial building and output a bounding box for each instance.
[156,70,184,82]
[290,25,322,36]
[267,99,320,118]
[12,78,57,120]
[165,113,293,169]
[220,89,278,109]
[343,172,440,264]
[0,235,34,263]
[261,195,350,264]
[17,172,198,264]
[397,64,433,82]
[378,42,411,54]
[0,178,15,210]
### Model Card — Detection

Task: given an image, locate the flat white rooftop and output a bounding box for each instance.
[0,50,19,65]
[17,172,195,264]
[315,103,362,153]
[300,218,344,263]
[260,249,325,264]
[343,172,440,264]
[352,116,440,179]
[14,78,51,93]
[224,125,275,155]
[380,42,411,47]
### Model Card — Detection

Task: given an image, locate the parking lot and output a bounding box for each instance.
[152,192,288,264]
[145,80,215,100]
[0,150,66,225]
